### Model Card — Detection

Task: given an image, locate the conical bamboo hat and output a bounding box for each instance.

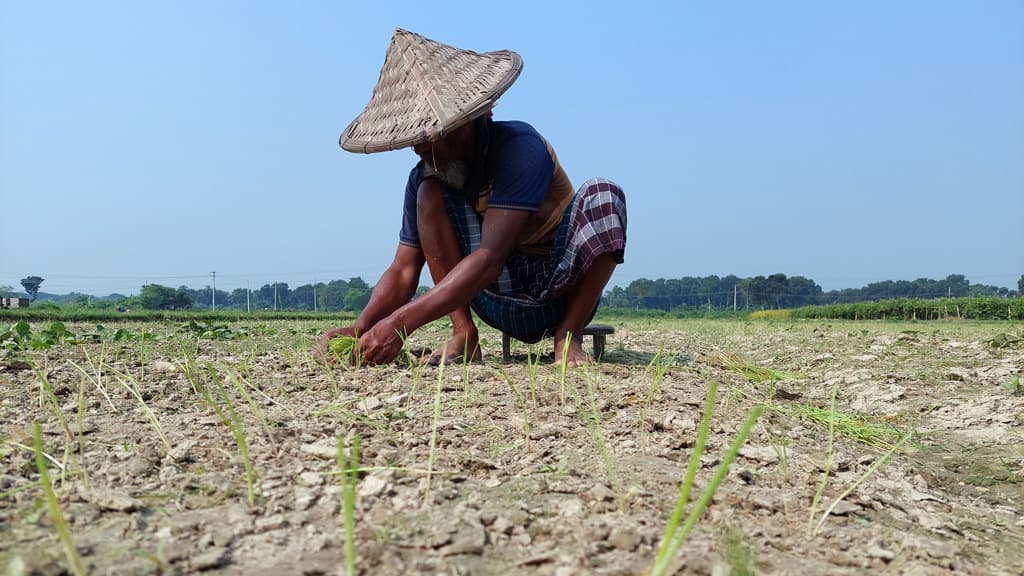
[340,28,523,153]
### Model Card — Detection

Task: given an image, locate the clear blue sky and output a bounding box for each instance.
[2,1,1022,296]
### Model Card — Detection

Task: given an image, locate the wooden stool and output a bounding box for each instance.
[501,324,615,362]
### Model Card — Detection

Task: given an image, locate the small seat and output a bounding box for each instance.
[501,324,615,362]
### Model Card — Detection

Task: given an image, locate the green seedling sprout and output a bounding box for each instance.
[225,368,272,438]
[582,366,622,508]
[651,381,763,576]
[204,365,259,506]
[655,381,717,562]
[33,423,87,576]
[424,353,446,505]
[31,361,74,441]
[640,348,673,452]
[112,370,172,455]
[807,384,839,537]
[338,433,361,576]
[558,331,573,403]
[492,362,531,444]
[526,343,541,403]
[72,344,117,411]
[75,376,90,488]
[722,527,755,576]
[812,432,912,535]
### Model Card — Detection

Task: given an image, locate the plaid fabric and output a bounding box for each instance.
[443,178,627,342]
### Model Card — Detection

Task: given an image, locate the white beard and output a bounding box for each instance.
[427,160,468,190]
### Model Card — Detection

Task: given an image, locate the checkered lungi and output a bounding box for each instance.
[443,178,627,342]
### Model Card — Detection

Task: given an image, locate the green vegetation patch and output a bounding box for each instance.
[328,335,360,365]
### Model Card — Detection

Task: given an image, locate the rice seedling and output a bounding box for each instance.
[314,402,401,444]
[580,367,622,507]
[492,362,531,446]
[709,350,805,382]
[722,527,755,576]
[202,365,259,506]
[70,344,117,411]
[424,355,446,505]
[30,361,74,441]
[338,433,361,576]
[525,342,542,403]
[639,348,674,450]
[654,381,717,566]
[74,377,90,489]
[33,422,86,576]
[558,332,573,403]
[786,403,902,450]
[328,334,362,367]
[811,432,911,535]
[806,384,839,537]
[1002,375,1022,396]
[111,369,172,455]
[223,368,272,437]
[651,381,763,576]
[460,338,472,399]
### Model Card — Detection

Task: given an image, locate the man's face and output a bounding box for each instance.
[413,123,475,189]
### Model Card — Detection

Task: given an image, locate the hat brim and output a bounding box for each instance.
[339,29,523,154]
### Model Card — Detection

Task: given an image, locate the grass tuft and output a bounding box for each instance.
[33,423,86,576]
[338,433,361,576]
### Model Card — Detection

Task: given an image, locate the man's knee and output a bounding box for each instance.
[579,178,626,203]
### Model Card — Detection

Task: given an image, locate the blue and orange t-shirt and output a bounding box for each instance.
[399,119,574,255]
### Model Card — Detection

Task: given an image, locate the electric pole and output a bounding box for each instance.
[211,271,216,312]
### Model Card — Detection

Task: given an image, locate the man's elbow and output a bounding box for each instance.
[477,249,510,285]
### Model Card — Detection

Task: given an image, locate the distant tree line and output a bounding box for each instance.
[602,273,1022,311]
[133,278,376,311]
[17,272,1024,312]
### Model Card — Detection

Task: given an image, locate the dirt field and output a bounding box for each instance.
[2,317,1023,575]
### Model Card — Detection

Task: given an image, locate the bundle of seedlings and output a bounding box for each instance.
[708,350,801,382]
[328,335,361,366]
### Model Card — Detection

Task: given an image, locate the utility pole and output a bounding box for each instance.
[211,271,216,312]
[246,281,251,314]
[313,280,317,312]
[733,285,737,311]
[274,283,278,311]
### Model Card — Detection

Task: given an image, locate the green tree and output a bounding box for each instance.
[1018,274,1023,295]
[20,276,44,301]
[343,288,371,312]
[138,284,192,310]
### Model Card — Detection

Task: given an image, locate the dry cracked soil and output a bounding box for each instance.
[2,317,1023,575]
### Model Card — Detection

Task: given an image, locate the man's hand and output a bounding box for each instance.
[357,317,406,365]
[315,326,359,365]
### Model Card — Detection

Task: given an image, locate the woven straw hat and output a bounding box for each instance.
[340,28,523,153]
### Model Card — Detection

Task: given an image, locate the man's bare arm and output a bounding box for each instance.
[316,244,424,362]
[351,244,426,332]
[354,208,530,364]
[391,208,529,335]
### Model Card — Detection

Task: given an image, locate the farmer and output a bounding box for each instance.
[317,29,627,367]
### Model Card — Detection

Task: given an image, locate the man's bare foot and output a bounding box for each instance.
[427,330,482,366]
[553,333,591,368]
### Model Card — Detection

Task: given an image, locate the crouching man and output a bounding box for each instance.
[317,29,626,367]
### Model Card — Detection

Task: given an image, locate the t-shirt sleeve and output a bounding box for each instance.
[487,134,554,212]
[399,164,423,247]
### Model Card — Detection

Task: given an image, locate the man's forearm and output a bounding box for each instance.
[353,260,421,332]
[390,247,503,335]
